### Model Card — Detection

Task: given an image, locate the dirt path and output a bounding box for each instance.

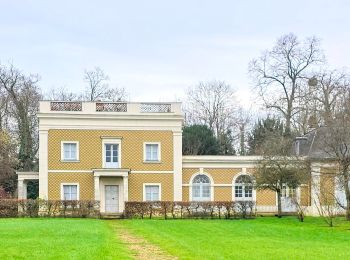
[111,221,178,260]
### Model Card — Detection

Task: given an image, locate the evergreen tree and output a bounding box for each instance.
[248,117,285,155]
[182,125,220,155]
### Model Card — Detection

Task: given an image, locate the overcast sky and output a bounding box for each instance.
[1,0,349,108]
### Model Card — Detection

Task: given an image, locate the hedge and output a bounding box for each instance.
[0,199,100,218]
[125,201,256,219]
[0,199,256,219]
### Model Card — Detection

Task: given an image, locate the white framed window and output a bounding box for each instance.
[234,175,253,200]
[61,141,79,161]
[191,174,211,201]
[143,183,161,201]
[61,183,79,200]
[143,142,161,162]
[281,185,296,198]
[102,139,121,168]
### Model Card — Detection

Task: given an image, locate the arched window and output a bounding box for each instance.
[235,175,253,199]
[192,174,211,201]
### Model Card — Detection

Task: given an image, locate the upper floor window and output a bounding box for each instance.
[61,142,79,161]
[102,139,121,168]
[144,143,161,162]
[192,174,211,201]
[235,175,253,199]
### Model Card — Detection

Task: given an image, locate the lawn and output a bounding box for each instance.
[114,217,350,259]
[0,218,131,259]
[1,217,350,259]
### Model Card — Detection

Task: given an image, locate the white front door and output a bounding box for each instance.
[281,185,297,212]
[105,185,119,213]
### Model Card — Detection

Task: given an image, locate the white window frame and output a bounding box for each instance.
[143,142,161,163]
[143,183,161,201]
[61,141,79,162]
[102,138,122,168]
[232,173,256,201]
[189,172,214,201]
[60,183,80,200]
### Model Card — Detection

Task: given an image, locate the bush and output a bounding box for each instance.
[235,200,255,219]
[0,199,18,217]
[125,201,256,219]
[0,199,100,218]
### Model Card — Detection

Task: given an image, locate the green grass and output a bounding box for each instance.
[115,217,350,259]
[0,218,131,260]
[1,217,350,259]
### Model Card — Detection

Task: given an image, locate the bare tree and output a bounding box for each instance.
[291,196,308,222]
[310,69,350,125]
[83,67,109,101]
[235,108,251,155]
[0,88,10,130]
[322,108,350,220]
[184,80,237,154]
[249,33,324,135]
[254,134,309,217]
[0,130,17,194]
[83,67,127,102]
[313,184,340,227]
[103,87,127,102]
[45,86,80,101]
[0,63,41,171]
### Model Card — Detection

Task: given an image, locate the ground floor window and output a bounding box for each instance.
[281,185,296,198]
[62,184,78,200]
[144,184,160,201]
[192,174,211,201]
[235,175,253,199]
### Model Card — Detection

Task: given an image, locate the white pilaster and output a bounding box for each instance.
[123,176,129,202]
[173,130,183,201]
[94,176,100,201]
[39,130,49,199]
[18,179,24,199]
[310,165,321,216]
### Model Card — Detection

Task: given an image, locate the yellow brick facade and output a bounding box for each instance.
[48,129,173,171]
[320,167,336,205]
[214,187,232,201]
[32,101,343,217]
[300,185,311,206]
[48,172,174,201]
[182,167,278,206]
[48,173,94,200]
[256,190,276,206]
[128,173,174,201]
[46,129,310,209]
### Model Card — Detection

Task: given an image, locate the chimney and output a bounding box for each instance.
[294,136,308,156]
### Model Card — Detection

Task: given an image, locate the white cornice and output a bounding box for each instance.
[37,113,183,121]
[17,171,39,180]
[93,168,130,177]
[182,155,262,164]
[182,156,260,169]
[38,115,183,131]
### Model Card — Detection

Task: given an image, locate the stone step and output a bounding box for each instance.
[100,213,124,219]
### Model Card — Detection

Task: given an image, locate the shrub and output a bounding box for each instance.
[0,199,18,217]
[0,199,100,218]
[125,200,256,219]
[235,200,255,219]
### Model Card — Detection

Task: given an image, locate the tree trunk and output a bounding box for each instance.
[240,125,245,155]
[277,191,282,218]
[285,104,292,137]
